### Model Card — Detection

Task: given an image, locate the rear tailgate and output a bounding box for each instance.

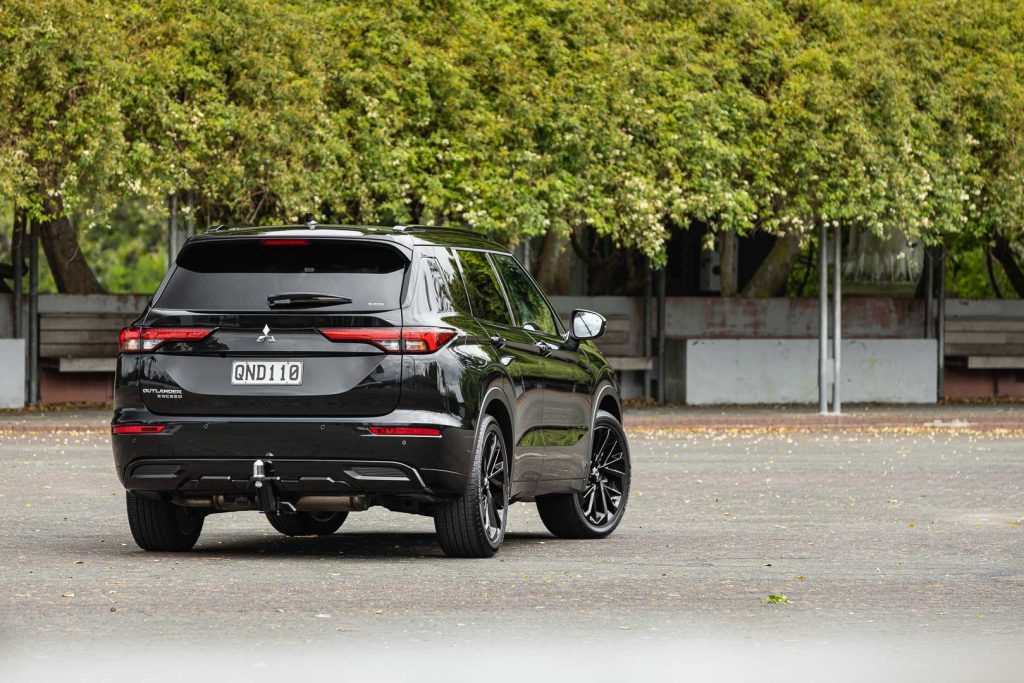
[135,237,409,418]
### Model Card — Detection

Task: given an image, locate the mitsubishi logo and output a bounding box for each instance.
[256,324,276,343]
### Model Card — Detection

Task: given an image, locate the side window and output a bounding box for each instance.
[457,250,514,326]
[414,252,471,315]
[490,253,560,337]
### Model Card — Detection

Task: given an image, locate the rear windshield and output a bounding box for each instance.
[155,238,408,311]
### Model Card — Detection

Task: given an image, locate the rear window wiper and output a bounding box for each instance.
[267,292,353,308]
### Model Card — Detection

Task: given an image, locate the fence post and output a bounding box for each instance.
[656,267,666,404]
[833,224,842,414]
[28,218,39,405]
[818,221,829,414]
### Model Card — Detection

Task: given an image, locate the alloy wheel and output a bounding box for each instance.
[579,424,627,528]
[479,430,509,543]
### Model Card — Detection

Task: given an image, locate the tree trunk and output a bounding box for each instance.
[533,230,567,293]
[991,230,1024,297]
[741,233,802,297]
[38,215,106,294]
[719,230,738,296]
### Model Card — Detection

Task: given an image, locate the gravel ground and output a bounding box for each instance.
[1,416,1023,681]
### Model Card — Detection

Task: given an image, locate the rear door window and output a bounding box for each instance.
[155,238,408,311]
[456,250,514,326]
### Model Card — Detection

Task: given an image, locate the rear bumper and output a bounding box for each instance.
[112,409,474,496]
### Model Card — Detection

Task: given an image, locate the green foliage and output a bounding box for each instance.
[1,0,1023,278]
[761,594,791,605]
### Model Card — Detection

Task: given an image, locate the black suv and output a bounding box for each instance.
[112,225,630,557]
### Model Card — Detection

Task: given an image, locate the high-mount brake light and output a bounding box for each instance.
[260,238,309,246]
[119,327,215,352]
[318,327,455,354]
[112,424,166,435]
[367,426,441,437]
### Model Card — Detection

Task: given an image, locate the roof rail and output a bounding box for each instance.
[392,224,486,239]
[206,224,231,233]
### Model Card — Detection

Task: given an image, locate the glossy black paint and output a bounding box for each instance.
[112,225,622,511]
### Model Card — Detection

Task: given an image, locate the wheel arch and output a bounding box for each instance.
[479,383,515,480]
[592,380,622,425]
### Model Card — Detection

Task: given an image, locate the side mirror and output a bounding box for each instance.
[569,309,606,344]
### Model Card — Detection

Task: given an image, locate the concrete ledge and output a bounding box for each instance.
[685,338,938,405]
[0,339,25,408]
[57,358,117,373]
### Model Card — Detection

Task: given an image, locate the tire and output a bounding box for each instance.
[126,491,204,551]
[434,415,510,558]
[537,409,631,539]
[266,511,348,536]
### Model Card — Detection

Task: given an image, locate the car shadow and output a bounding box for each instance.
[160,531,556,560]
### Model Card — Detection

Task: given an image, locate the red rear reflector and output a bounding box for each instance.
[318,327,455,353]
[261,238,309,246]
[119,327,215,352]
[368,426,441,437]
[112,424,166,435]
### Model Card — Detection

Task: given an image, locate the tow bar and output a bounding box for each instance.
[251,456,296,515]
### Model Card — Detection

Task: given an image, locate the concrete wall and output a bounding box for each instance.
[0,339,25,408]
[684,338,938,405]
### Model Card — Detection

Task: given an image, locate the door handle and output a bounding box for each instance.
[489,334,505,348]
[534,340,558,356]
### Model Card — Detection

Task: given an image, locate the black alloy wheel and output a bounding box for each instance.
[435,415,509,557]
[537,410,630,539]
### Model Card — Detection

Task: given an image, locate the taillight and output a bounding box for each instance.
[119,327,215,352]
[261,238,309,246]
[318,327,455,354]
[112,424,166,435]
[367,426,441,437]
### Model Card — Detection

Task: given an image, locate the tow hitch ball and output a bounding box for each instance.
[251,456,296,515]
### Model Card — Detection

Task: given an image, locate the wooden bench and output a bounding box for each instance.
[549,297,654,372]
[597,314,654,371]
[945,317,1024,369]
[38,295,150,373]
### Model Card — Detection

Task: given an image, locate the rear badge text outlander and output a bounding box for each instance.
[142,388,182,399]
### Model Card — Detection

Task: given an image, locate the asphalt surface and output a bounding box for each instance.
[2,413,1023,681]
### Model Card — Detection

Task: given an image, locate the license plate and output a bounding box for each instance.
[231,360,303,385]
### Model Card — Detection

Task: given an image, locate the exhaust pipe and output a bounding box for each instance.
[295,495,370,512]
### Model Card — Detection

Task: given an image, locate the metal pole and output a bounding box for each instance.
[167,192,178,267]
[818,221,829,414]
[643,259,653,401]
[937,246,945,400]
[656,267,667,405]
[13,212,25,405]
[185,190,195,239]
[924,249,934,338]
[28,219,39,405]
[832,224,842,414]
[12,211,23,340]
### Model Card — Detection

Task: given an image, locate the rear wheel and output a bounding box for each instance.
[267,511,348,536]
[434,415,509,558]
[126,491,204,551]
[537,410,630,539]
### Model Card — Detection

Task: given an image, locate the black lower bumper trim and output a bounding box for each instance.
[123,458,438,495]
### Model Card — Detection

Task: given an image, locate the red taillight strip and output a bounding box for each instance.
[367,426,441,437]
[318,327,455,354]
[112,424,166,435]
[119,327,216,352]
[261,238,309,246]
